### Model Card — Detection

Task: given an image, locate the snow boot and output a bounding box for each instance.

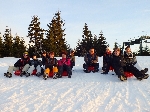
[20,71,26,77]
[141,68,148,74]
[119,75,127,81]
[53,73,57,79]
[143,74,149,79]
[36,72,42,77]
[101,71,108,74]
[43,73,49,80]
[4,72,12,78]
[25,73,30,77]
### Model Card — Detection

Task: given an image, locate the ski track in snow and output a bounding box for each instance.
[0,57,150,112]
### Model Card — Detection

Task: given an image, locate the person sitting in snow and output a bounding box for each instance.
[57,51,72,78]
[111,47,149,81]
[25,53,42,77]
[123,46,149,79]
[43,52,58,79]
[4,52,30,77]
[68,50,75,70]
[83,48,99,73]
[101,47,112,74]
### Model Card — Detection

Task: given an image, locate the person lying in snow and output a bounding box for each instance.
[83,48,99,73]
[57,51,72,78]
[101,47,112,74]
[110,47,149,81]
[123,46,149,79]
[25,53,42,77]
[4,52,30,77]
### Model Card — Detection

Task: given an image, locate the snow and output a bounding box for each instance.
[0,56,150,112]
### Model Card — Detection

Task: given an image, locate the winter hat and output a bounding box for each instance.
[23,52,28,56]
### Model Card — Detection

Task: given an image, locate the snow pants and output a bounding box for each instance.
[58,65,72,77]
[124,65,143,78]
[27,65,41,74]
[7,64,30,74]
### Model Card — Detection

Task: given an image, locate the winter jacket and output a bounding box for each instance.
[14,57,30,67]
[103,51,112,65]
[42,56,47,65]
[58,58,71,66]
[124,51,137,66]
[45,58,58,67]
[110,54,126,69]
[29,59,42,68]
[84,53,98,64]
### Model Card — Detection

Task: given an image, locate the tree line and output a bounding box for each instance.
[0,11,150,58]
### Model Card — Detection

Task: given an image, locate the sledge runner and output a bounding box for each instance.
[4,52,30,78]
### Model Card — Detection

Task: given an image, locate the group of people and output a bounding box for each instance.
[101,46,149,81]
[4,50,75,79]
[82,46,149,81]
[4,46,149,81]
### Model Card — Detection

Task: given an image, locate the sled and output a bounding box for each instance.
[124,72,133,77]
[109,66,114,71]
[14,69,37,76]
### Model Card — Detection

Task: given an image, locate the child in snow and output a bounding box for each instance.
[43,52,58,79]
[101,47,112,74]
[83,48,99,73]
[123,46,149,79]
[57,51,72,78]
[25,53,42,77]
[4,52,30,77]
[69,50,75,70]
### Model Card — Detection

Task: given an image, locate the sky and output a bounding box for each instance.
[0,0,150,52]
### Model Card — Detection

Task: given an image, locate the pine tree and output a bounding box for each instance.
[12,35,26,58]
[3,27,13,57]
[142,45,150,56]
[27,15,44,56]
[44,11,69,56]
[75,23,94,56]
[0,32,4,57]
[95,31,107,56]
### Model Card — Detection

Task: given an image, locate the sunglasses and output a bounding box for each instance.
[24,54,28,56]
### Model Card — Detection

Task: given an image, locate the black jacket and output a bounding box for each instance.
[111,54,126,69]
[29,59,42,67]
[124,51,137,66]
[45,57,58,68]
[14,57,30,67]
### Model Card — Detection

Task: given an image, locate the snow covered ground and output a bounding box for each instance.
[0,56,150,112]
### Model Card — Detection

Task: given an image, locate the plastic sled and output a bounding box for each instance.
[14,69,37,76]
[48,71,67,77]
[109,66,114,71]
[88,66,94,71]
[124,72,133,77]
[14,70,21,76]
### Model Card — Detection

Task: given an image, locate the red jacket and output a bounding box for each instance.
[58,58,71,66]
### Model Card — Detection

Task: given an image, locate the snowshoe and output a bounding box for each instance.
[43,73,49,80]
[53,73,57,79]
